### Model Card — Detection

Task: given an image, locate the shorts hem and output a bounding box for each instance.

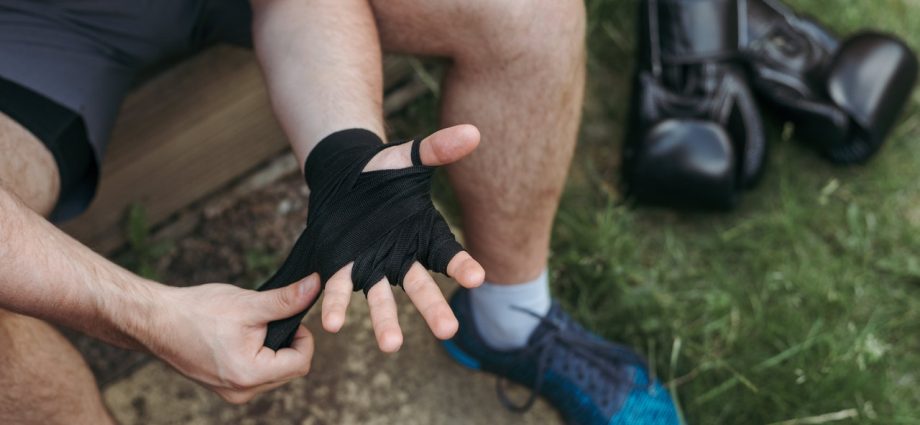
[0,75,99,222]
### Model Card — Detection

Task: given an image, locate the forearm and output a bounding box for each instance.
[0,185,159,350]
[252,0,385,170]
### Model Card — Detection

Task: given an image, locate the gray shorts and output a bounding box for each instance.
[0,0,251,221]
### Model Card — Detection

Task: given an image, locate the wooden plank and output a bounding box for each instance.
[62,46,418,253]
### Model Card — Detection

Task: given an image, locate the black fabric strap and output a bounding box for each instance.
[655,0,740,64]
[258,129,463,350]
[410,138,423,166]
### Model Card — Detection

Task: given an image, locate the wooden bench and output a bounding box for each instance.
[62,46,422,253]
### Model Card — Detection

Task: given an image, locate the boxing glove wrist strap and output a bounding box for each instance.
[652,0,739,65]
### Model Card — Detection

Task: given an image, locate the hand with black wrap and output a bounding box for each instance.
[258,126,485,351]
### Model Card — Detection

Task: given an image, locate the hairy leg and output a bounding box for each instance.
[0,113,114,424]
[0,112,59,215]
[372,0,586,283]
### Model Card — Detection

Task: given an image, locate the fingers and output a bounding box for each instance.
[250,274,321,323]
[321,264,354,333]
[222,325,314,404]
[367,280,403,352]
[403,262,458,340]
[446,251,486,289]
[363,124,481,171]
[218,375,291,405]
[253,324,315,383]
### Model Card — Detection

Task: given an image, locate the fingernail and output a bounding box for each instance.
[301,276,317,296]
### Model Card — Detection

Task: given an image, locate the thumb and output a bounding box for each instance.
[417,124,481,166]
[251,274,321,323]
[363,124,481,171]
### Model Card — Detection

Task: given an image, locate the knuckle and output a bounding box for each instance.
[323,299,345,313]
[376,316,399,331]
[422,300,446,318]
[274,287,298,310]
[370,299,396,315]
[367,294,390,310]
[404,277,429,292]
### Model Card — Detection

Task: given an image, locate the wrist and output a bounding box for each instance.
[304,128,384,187]
[95,273,170,352]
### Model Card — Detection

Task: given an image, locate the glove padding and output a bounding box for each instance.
[743,0,918,164]
[258,128,463,350]
[623,0,766,209]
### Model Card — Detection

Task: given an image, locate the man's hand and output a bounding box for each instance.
[251,0,484,352]
[146,275,321,404]
[0,179,322,405]
[320,125,486,352]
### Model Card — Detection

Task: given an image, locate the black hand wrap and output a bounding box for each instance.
[257,128,464,350]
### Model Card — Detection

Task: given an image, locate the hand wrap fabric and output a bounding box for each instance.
[258,128,464,350]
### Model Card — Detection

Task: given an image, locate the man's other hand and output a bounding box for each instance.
[144,274,321,404]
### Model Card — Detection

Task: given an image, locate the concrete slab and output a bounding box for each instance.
[103,279,562,425]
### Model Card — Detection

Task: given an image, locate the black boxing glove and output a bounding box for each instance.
[623,0,767,209]
[742,0,918,163]
[257,129,463,350]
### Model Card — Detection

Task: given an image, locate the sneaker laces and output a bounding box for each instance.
[497,307,651,413]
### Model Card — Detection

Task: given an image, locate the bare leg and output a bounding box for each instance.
[372,0,586,284]
[0,112,59,215]
[0,113,114,424]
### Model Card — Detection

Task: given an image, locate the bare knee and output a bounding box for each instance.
[452,0,586,71]
[0,112,60,217]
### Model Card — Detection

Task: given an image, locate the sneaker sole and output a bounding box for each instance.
[441,339,482,371]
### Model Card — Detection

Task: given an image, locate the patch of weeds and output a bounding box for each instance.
[119,203,173,280]
[242,247,282,289]
[387,0,920,421]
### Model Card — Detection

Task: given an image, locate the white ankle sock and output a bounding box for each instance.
[469,269,551,350]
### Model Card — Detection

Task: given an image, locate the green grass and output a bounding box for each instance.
[118,203,173,280]
[395,1,920,423]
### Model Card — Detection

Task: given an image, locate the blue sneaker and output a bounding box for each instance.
[442,288,681,425]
